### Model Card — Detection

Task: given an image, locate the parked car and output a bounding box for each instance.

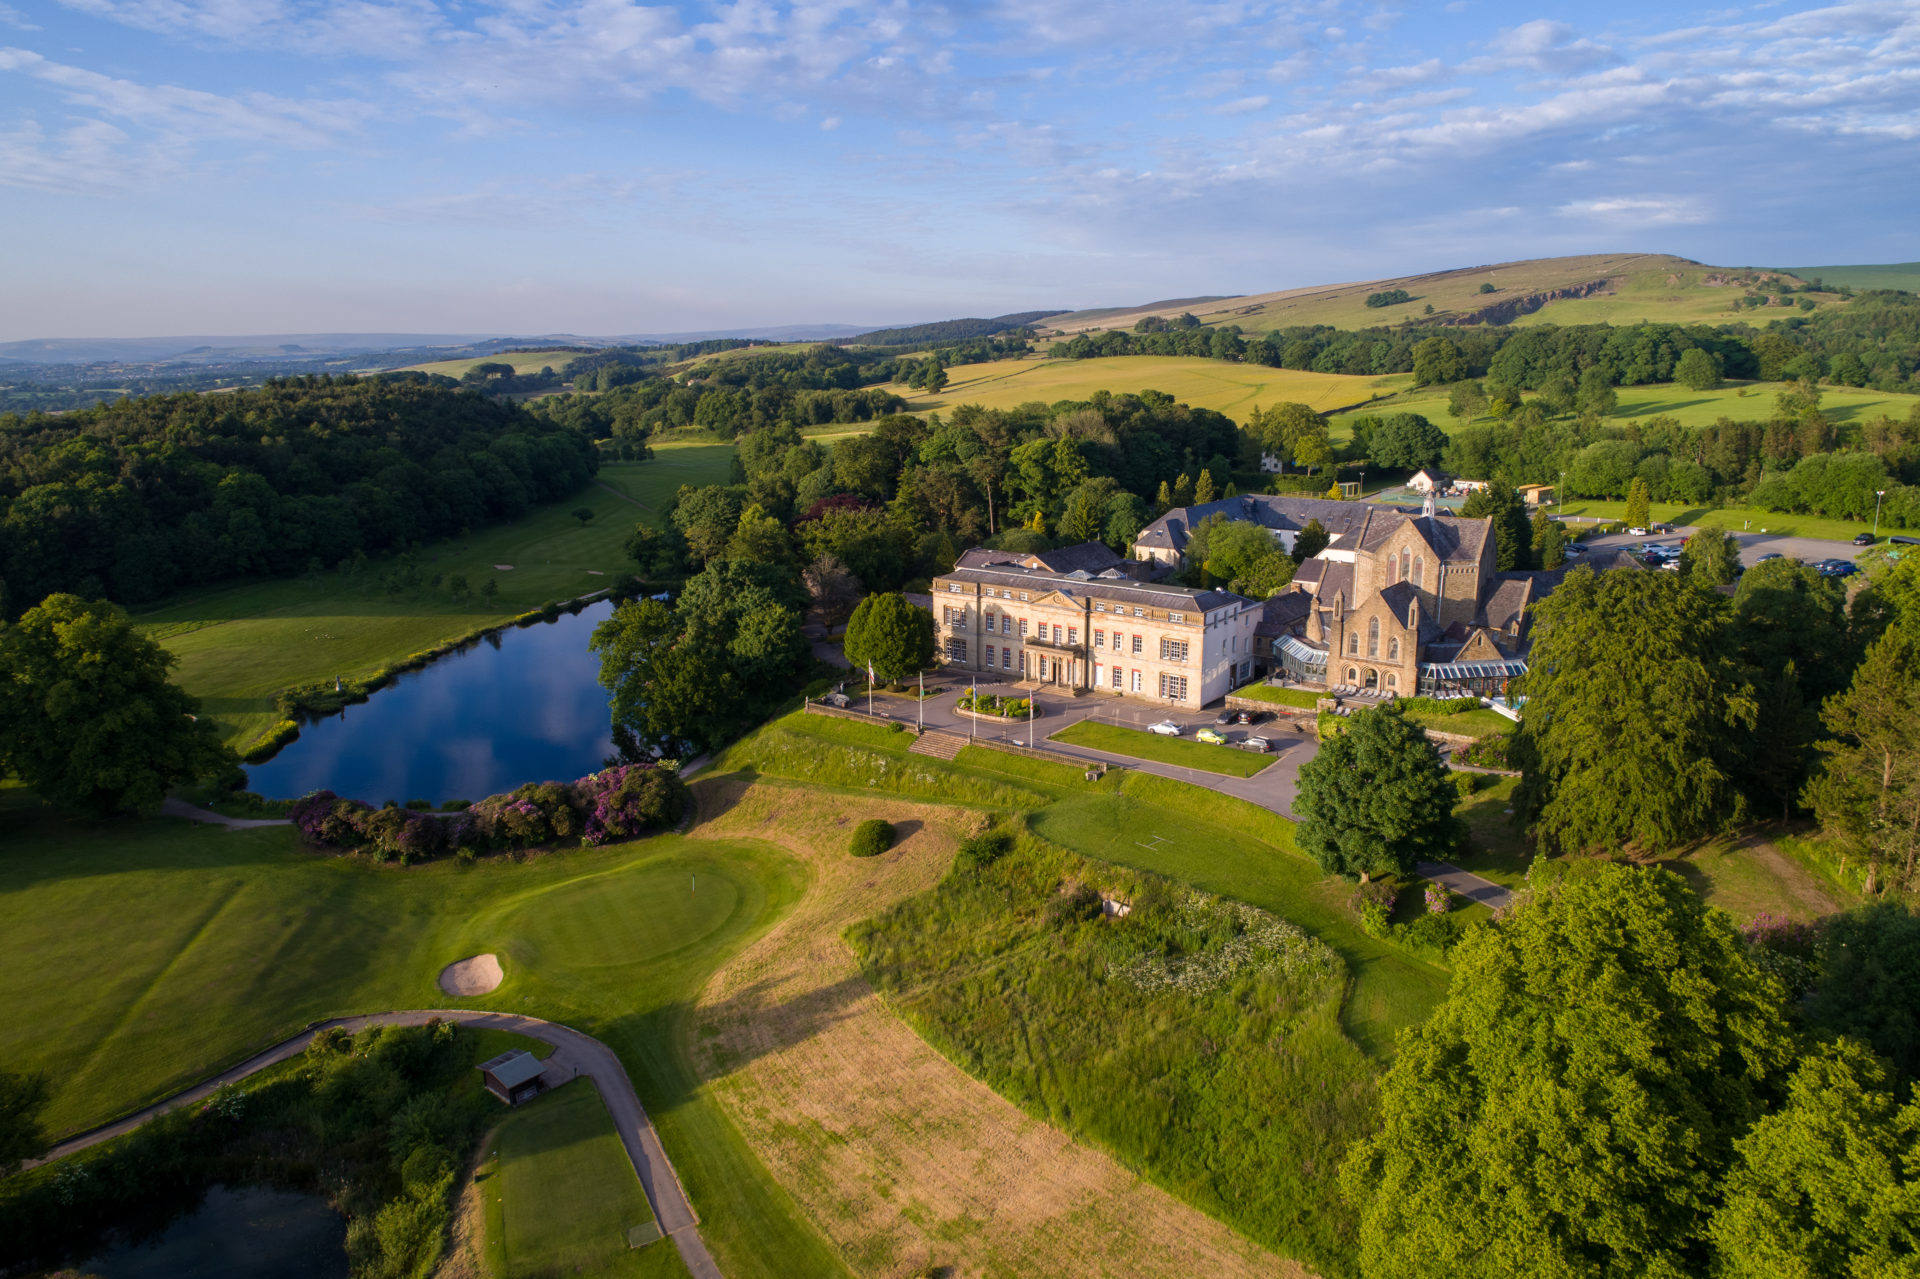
[1148,721,1181,736]
[1240,736,1272,753]
[1565,542,1587,554]
[1234,709,1267,725]
[1195,728,1227,744]
[1756,552,1784,562]
[1628,526,1649,536]
[1824,561,1860,578]
[1659,560,1681,572]
[1214,710,1237,726]
[1853,532,1875,546]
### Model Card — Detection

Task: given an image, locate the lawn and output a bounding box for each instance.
[483,1081,679,1278]
[1453,776,1531,890]
[891,355,1396,419]
[1031,785,1449,1057]
[0,783,844,1279]
[139,442,734,752]
[1050,720,1274,777]
[1231,682,1322,709]
[1554,496,1920,541]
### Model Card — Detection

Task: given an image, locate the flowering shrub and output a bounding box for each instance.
[292,764,686,862]
[1349,881,1399,939]
[956,691,1032,719]
[1739,912,1824,996]
[1424,883,1455,914]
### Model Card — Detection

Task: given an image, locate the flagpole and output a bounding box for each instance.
[867,661,874,718]
[970,680,977,740]
[918,671,924,733]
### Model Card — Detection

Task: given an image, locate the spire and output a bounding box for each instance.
[1423,488,1437,518]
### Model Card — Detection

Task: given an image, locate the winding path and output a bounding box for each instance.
[36,1010,720,1279]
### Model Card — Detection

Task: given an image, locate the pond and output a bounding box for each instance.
[83,1185,347,1279]
[247,600,617,806]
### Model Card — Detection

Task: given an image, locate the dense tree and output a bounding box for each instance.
[1680,527,1742,586]
[1729,558,1854,818]
[1577,366,1620,417]
[802,554,863,631]
[670,485,747,565]
[0,594,234,813]
[843,592,935,683]
[1292,518,1330,561]
[1513,568,1755,855]
[1246,402,1331,474]
[1806,626,1920,893]
[1675,347,1723,391]
[1295,703,1462,879]
[1461,481,1532,571]
[1342,863,1796,1279]
[623,522,685,579]
[1708,1040,1920,1279]
[1411,336,1466,386]
[1623,475,1652,529]
[1804,903,1920,1080]
[1445,380,1488,425]
[1368,413,1449,471]
[1530,506,1566,569]
[0,1072,48,1175]
[725,503,797,567]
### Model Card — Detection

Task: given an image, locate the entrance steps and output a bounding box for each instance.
[909,731,969,761]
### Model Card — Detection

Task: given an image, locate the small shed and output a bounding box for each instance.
[478,1050,547,1106]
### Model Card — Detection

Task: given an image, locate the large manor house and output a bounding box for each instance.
[932,492,1618,708]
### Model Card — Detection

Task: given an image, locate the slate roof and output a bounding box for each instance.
[1254,592,1313,637]
[943,561,1246,613]
[1030,541,1127,574]
[1133,494,1408,556]
[1356,511,1490,562]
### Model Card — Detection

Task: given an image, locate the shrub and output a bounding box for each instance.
[1424,883,1455,914]
[1457,735,1512,769]
[849,819,894,857]
[1045,882,1103,926]
[952,828,1014,872]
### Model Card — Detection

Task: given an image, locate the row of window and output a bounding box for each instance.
[1346,617,1404,660]
[942,580,1194,625]
[1387,549,1427,589]
[1086,666,1189,700]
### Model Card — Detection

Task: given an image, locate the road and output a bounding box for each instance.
[849,678,1514,909]
[35,1010,721,1279]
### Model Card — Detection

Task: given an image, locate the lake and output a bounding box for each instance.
[247,601,617,805]
[84,1185,347,1279]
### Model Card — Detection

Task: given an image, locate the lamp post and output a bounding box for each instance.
[1875,489,1887,539]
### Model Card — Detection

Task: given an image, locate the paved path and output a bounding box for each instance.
[836,682,1515,910]
[36,1010,720,1279]
[592,478,653,511]
[160,797,290,829]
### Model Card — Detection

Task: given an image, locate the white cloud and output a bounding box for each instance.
[1555,195,1711,225]
[1217,95,1269,114]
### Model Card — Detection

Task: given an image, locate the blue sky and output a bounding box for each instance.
[1,0,1915,338]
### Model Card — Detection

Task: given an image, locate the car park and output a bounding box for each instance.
[1822,561,1859,578]
[1214,710,1236,726]
[1756,552,1783,562]
[1240,736,1272,753]
[1195,727,1227,744]
[1853,533,1875,546]
[1234,709,1267,725]
[1148,720,1181,736]
[1628,526,1648,536]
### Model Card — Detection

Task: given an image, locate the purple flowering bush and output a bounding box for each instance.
[1424,883,1454,914]
[291,764,687,862]
[1739,912,1824,996]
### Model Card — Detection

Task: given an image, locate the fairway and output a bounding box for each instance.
[484,1082,675,1278]
[1552,497,1918,541]
[1051,719,1273,777]
[891,355,1396,419]
[0,785,841,1279]
[138,442,733,752]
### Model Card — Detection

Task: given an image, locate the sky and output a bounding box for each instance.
[1,0,1916,339]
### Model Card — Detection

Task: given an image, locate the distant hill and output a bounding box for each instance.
[843,311,1069,346]
[1779,262,1920,293]
[1041,254,1843,335]
[0,333,499,366]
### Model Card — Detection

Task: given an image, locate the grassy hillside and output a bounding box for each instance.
[1043,254,1844,335]
[1781,262,1920,293]
[400,349,584,378]
[141,442,733,752]
[891,355,1397,417]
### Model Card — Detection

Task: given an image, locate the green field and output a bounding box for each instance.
[1554,497,1918,541]
[398,349,584,378]
[1780,262,1920,293]
[1050,720,1275,777]
[892,355,1396,418]
[138,443,732,751]
[0,784,843,1279]
[483,1082,678,1278]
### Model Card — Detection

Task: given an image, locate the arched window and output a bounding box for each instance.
[1413,557,1425,589]
[1347,667,1359,684]
[1364,668,1379,690]
[1386,672,1398,689]
[1387,556,1398,584]
[1400,548,1411,581]
[1367,618,1380,657]
[1348,632,1359,655]
[1389,637,1400,661]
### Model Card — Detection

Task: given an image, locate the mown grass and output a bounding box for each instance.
[1231,683,1322,709]
[1051,720,1273,777]
[0,782,845,1279]
[722,713,1054,810]
[850,829,1374,1278]
[1554,496,1918,541]
[139,443,733,751]
[482,1081,680,1278]
[891,355,1393,418]
[1453,776,1532,890]
[1399,707,1514,739]
[398,350,583,378]
[954,743,1123,791]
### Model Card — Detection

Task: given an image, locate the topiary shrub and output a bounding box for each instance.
[849,819,894,857]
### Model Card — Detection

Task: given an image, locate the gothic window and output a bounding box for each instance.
[1413,557,1425,588]
[1367,617,1380,657]
[1389,637,1400,661]
[1386,672,1398,689]
[1348,632,1359,655]
[1400,548,1411,581]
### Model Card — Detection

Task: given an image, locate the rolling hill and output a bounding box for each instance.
[1038,254,1846,335]
[1781,262,1920,293]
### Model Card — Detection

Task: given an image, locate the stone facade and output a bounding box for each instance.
[931,543,1259,709]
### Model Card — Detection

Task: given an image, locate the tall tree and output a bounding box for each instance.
[1679,527,1741,586]
[843,593,935,683]
[1295,703,1462,879]
[1342,864,1796,1279]
[1411,335,1466,386]
[1530,506,1566,569]
[1577,366,1619,417]
[1804,903,1920,1080]
[1675,347,1723,391]
[802,554,864,632]
[1461,481,1532,571]
[1623,475,1652,530]
[1513,568,1756,855]
[1292,518,1330,561]
[1806,626,1920,893]
[1708,1040,1920,1279]
[1730,557,1854,818]
[1368,413,1449,471]
[0,595,233,814]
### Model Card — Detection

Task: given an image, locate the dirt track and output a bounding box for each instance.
[688,777,1297,1279]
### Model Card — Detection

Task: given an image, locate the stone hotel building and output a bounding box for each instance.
[930,543,1260,709]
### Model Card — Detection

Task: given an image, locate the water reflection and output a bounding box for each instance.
[247,601,617,805]
[84,1185,347,1279]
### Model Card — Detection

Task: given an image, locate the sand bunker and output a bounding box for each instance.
[492,564,514,571]
[438,953,503,996]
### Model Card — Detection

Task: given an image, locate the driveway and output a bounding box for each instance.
[35,1010,721,1279]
